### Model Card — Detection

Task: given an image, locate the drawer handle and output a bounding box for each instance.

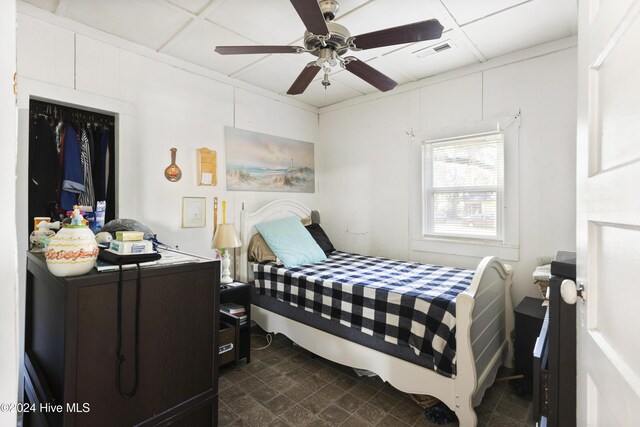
[219,343,234,354]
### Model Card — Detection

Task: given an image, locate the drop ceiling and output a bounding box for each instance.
[20,0,578,108]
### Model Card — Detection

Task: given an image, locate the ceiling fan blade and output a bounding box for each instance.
[352,19,444,50]
[215,45,303,55]
[345,58,397,92]
[290,0,329,36]
[287,64,322,95]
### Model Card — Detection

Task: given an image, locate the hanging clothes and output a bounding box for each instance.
[78,127,95,207]
[104,127,111,194]
[105,127,115,221]
[28,115,59,224]
[60,123,85,211]
[55,121,67,211]
[28,100,116,229]
[86,122,95,168]
[54,120,64,155]
[92,126,108,202]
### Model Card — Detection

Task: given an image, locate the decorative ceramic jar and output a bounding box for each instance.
[29,221,59,253]
[45,206,99,277]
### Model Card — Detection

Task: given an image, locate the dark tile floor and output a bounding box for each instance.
[219,327,536,427]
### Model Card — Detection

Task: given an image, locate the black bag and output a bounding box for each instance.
[98,248,161,265]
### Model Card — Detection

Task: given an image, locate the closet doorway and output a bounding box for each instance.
[28,98,116,233]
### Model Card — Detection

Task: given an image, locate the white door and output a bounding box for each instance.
[576,0,640,425]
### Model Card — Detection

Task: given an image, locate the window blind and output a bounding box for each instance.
[423,132,504,240]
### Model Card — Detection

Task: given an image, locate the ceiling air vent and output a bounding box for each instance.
[414,40,455,59]
[433,43,452,53]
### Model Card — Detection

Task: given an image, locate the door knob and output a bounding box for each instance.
[560,279,585,304]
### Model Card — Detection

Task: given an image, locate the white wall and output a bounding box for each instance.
[318,48,578,305]
[16,12,320,258]
[14,9,319,407]
[0,0,19,425]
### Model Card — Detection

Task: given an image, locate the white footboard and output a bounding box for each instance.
[454,257,514,426]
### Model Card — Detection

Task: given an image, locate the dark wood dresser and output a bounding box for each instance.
[24,252,220,427]
[533,253,576,427]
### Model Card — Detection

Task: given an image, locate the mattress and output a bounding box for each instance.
[253,251,475,377]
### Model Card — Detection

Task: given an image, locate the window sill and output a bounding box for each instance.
[411,237,519,261]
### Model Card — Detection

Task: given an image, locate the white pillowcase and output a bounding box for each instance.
[255,216,326,268]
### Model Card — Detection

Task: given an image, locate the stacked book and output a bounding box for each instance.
[108,231,153,254]
[220,302,247,325]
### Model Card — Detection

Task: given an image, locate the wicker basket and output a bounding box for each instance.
[535,279,549,300]
[533,262,551,299]
[409,394,440,408]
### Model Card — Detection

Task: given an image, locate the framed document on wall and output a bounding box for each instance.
[182,197,206,228]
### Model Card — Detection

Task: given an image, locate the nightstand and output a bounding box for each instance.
[513,297,546,394]
[219,282,251,366]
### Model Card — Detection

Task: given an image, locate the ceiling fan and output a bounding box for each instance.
[214,0,444,95]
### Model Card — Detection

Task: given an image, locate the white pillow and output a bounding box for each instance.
[255,216,326,268]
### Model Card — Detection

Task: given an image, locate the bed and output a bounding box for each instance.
[239,199,514,427]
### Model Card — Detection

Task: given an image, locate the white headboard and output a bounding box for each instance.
[239,199,312,282]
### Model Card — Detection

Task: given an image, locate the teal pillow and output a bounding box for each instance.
[255,216,327,268]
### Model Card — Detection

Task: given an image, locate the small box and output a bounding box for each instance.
[109,239,153,254]
[115,231,144,241]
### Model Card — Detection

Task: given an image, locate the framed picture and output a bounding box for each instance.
[182,197,206,228]
[225,126,315,193]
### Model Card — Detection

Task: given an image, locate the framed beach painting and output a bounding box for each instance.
[225,127,315,193]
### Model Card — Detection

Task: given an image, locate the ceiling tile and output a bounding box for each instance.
[336,0,449,62]
[363,57,416,86]
[166,0,211,15]
[441,0,528,25]
[286,51,322,68]
[206,0,303,45]
[166,20,266,75]
[329,68,377,95]
[382,31,479,81]
[232,56,311,94]
[328,0,370,19]
[22,0,59,13]
[64,0,190,50]
[337,0,449,35]
[461,0,576,59]
[287,78,363,108]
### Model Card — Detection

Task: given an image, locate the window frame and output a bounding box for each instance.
[422,131,505,242]
[409,116,520,261]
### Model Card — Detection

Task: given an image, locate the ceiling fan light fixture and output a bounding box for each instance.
[315,48,339,67]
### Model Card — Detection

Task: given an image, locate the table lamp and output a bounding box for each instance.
[212,223,241,284]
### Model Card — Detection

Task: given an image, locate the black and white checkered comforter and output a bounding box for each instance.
[253,251,475,377]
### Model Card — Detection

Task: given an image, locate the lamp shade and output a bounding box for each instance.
[212,223,241,249]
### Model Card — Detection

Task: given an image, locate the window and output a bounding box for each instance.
[410,116,519,261]
[423,132,504,241]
